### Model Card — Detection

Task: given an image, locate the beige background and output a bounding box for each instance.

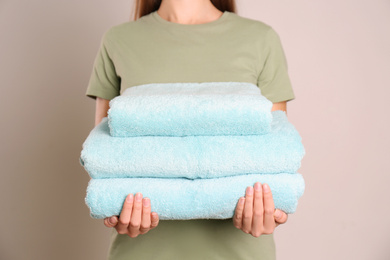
[1,0,389,259]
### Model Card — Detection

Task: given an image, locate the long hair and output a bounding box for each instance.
[131,0,237,21]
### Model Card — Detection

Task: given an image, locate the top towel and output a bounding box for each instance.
[107,82,273,137]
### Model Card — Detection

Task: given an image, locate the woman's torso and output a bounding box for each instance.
[108,219,275,260]
[87,10,295,260]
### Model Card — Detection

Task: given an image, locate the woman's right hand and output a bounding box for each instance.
[103,193,160,238]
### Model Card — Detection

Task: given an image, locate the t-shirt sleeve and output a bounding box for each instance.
[85,32,121,100]
[257,27,295,103]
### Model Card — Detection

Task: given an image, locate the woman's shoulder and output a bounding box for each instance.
[100,14,152,43]
[227,12,275,36]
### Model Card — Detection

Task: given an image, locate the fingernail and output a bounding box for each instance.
[275,209,282,219]
[263,183,270,193]
[136,193,142,201]
[126,194,133,203]
[239,197,245,204]
[109,216,117,224]
[143,198,150,207]
[246,186,253,195]
[254,182,261,191]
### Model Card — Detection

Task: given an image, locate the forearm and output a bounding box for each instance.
[95,97,110,126]
[271,101,287,113]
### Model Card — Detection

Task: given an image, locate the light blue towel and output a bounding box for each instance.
[108,82,273,137]
[85,173,305,220]
[80,110,305,179]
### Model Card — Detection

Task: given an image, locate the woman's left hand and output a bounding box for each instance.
[233,182,288,237]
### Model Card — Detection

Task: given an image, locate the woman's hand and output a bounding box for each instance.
[103,193,159,238]
[233,182,288,237]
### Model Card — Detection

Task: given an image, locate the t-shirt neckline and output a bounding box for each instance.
[151,10,229,28]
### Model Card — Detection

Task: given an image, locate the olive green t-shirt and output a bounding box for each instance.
[86,10,295,260]
[86,10,295,103]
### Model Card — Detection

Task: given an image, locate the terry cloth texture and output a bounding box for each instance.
[108,82,273,137]
[85,173,305,220]
[80,110,305,179]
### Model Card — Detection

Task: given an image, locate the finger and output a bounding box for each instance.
[242,186,254,233]
[233,197,245,229]
[116,194,134,234]
[129,192,143,237]
[104,216,118,228]
[274,209,288,224]
[262,183,276,234]
[251,182,264,237]
[139,198,151,234]
[150,212,159,229]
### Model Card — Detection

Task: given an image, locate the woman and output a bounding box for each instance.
[86,0,294,259]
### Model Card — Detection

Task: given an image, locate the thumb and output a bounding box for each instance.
[108,216,118,226]
[274,209,288,224]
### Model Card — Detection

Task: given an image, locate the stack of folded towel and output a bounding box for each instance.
[80,82,305,220]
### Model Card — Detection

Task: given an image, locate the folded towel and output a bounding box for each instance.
[85,173,305,220]
[108,82,273,137]
[80,110,305,179]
